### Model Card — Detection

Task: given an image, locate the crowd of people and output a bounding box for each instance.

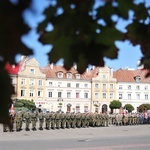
[2,109,150,132]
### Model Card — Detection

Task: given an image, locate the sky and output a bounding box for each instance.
[18,0,144,71]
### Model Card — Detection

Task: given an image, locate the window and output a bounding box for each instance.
[75,74,80,79]
[48,91,52,98]
[110,84,113,89]
[21,78,25,85]
[38,80,42,86]
[119,85,122,89]
[30,79,35,86]
[11,78,15,84]
[95,93,99,99]
[135,76,141,82]
[67,73,72,79]
[21,90,25,97]
[76,105,80,113]
[103,84,106,89]
[128,85,131,90]
[145,94,148,100]
[76,92,79,98]
[38,90,43,97]
[67,83,71,87]
[119,94,122,99]
[76,83,79,88]
[103,75,107,79]
[95,83,99,89]
[136,94,140,100]
[58,72,63,78]
[84,105,88,113]
[49,82,52,86]
[84,93,88,98]
[67,92,71,98]
[58,92,62,98]
[29,90,34,97]
[136,85,140,90]
[84,84,88,88]
[110,93,114,99]
[145,86,148,90]
[58,82,62,87]
[103,93,106,99]
[128,94,131,100]
[30,69,35,74]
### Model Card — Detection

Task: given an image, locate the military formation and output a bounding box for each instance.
[2,110,150,132]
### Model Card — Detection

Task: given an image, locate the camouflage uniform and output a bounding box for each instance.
[31,111,37,130]
[45,111,51,130]
[24,111,31,131]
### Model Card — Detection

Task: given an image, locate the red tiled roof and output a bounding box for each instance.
[113,69,150,82]
[40,64,98,80]
[5,63,20,75]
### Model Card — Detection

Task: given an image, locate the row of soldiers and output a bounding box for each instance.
[3,110,110,132]
[3,110,150,132]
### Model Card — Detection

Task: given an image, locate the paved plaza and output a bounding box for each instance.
[1,124,150,150]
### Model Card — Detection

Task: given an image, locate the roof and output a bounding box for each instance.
[40,64,98,80]
[5,63,20,75]
[113,69,150,82]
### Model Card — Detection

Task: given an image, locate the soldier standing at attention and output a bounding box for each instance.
[31,110,37,131]
[24,110,31,131]
[61,112,66,129]
[38,111,44,130]
[51,112,56,130]
[45,111,51,130]
[15,109,23,132]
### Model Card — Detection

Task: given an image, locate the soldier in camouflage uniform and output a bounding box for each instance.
[70,112,76,128]
[50,112,56,130]
[86,112,90,127]
[45,111,51,130]
[61,112,66,129]
[31,111,37,131]
[15,110,23,131]
[24,110,31,131]
[38,111,44,130]
[55,111,61,129]
[66,112,71,128]
[76,112,82,128]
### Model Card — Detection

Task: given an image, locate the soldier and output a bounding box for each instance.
[10,114,15,132]
[15,109,23,131]
[50,112,56,130]
[61,112,66,129]
[3,124,8,132]
[70,112,76,128]
[55,111,61,129]
[81,113,86,128]
[24,110,31,131]
[85,112,90,127]
[105,112,109,127]
[31,110,37,131]
[76,112,81,128]
[38,111,44,130]
[45,111,51,130]
[66,112,71,128]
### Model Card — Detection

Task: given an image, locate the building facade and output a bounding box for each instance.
[6,56,150,113]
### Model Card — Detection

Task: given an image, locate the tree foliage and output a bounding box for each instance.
[124,104,134,113]
[0,0,150,125]
[109,100,122,109]
[14,99,36,110]
[138,103,150,112]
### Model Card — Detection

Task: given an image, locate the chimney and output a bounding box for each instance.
[50,63,53,69]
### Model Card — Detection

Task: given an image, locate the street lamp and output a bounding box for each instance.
[57,98,63,111]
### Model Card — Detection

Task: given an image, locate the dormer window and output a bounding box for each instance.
[134,76,141,82]
[58,72,63,78]
[75,74,80,79]
[67,73,72,79]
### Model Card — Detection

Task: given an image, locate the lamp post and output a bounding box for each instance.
[57,98,63,112]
